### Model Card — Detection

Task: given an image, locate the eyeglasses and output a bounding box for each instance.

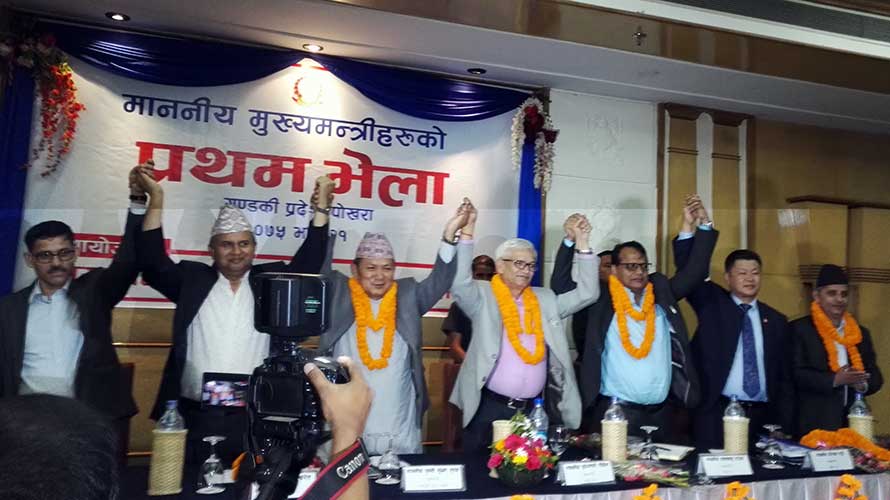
[30,248,76,264]
[616,262,652,273]
[501,259,537,272]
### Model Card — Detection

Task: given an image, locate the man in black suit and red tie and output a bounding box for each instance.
[675,204,794,449]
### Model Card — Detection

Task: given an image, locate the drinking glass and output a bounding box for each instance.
[375,436,402,485]
[548,425,569,456]
[762,424,785,469]
[640,426,659,462]
[196,436,226,494]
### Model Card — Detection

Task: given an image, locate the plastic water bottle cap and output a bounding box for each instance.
[533,398,543,406]
[165,400,178,409]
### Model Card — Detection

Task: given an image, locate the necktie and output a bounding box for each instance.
[739,303,760,399]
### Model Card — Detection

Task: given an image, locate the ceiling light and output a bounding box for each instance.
[302,44,323,53]
[467,67,487,75]
[105,12,130,22]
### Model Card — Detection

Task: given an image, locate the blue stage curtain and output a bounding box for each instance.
[311,54,527,121]
[516,141,543,286]
[48,23,301,87]
[0,69,35,295]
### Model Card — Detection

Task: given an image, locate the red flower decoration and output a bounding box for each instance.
[504,434,525,451]
[526,454,542,471]
[487,453,504,469]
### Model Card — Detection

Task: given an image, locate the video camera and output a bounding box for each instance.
[244,272,348,500]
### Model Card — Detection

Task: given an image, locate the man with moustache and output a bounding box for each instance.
[450,201,599,451]
[675,200,793,450]
[317,202,468,455]
[0,170,143,430]
[134,167,333,462]
[792,264,883,436]
[551,195,717,441]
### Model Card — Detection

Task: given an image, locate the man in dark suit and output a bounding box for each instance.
[0,173,142,428]
[792,264,883,437]
[677,238,794,450]
[134,167,332,462]
[551,195,717,441]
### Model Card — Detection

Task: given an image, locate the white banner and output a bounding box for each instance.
[15,58,520,310]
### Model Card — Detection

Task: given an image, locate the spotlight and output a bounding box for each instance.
[467,67,487,75]
[302,44,324,53]
[105,12,130,22]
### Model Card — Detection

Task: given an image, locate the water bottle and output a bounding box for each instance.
[849,392,874,441]
[148,400,188,496]
[724,395,746,418]
[604,397,626,421]
[723,395,749,454]
[157,400,186,430]
[529,398,549,442]
[601,397,627,463]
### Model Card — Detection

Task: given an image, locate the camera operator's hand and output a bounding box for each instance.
[304,356,372,455]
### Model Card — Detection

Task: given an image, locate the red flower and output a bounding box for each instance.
[526,454,542,471]
[487,454,504,469]
[504,435,526,451]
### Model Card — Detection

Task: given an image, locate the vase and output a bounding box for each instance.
[495,465,547,488]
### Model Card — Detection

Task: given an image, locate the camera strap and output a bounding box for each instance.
[299,439,369,500]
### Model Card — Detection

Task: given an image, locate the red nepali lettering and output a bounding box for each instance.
[324,148,449,207]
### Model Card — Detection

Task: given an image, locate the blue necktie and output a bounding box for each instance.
[739,303,760,399]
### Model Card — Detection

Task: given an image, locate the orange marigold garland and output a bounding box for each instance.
[490,274,545,365]
[835,474,868,500]
[811,301,864,372]
[609,275,656,360]
[633,484,661,500]
[800,428,890,462]
[725,481,755,500]
[348,278,397,370]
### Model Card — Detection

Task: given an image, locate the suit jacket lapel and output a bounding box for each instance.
[9,285,33,393]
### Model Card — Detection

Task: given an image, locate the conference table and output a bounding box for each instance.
[122,450,890,499]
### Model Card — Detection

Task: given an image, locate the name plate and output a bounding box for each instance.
[804,449,855,472]
[557,460,615,486]
[696,454,754,477]
[400,465,466,493]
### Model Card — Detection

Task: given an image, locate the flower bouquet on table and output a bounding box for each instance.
[488,412,558,488]
[801,428,890,473]
[612,461,690,488]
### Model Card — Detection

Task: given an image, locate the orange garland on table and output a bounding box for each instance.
[725,481,755,500]
[490,274,545,365]
[348,278,398,370]
[633,484,661,500]
[811,301,864,372]
[609,275,656,360]
[800,428,890,461]
[835,474,868,500]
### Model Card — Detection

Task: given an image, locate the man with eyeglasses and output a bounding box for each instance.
[675,199,795,449]
[551,195,717,442]
[441,255,495,363]
[450,200,600,451]
[0,169,144,426]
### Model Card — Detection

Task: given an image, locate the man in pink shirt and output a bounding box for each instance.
[449,199,600,451]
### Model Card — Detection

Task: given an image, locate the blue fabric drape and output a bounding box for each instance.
[49,23,302,87]
[311,54,527,121]
[0,69,35,295]
[516,141,543,286]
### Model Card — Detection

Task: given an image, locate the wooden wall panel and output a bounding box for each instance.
[711,123,741,277]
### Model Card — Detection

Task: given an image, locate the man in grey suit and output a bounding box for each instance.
[449,201,600,451]
[318,205,468,455]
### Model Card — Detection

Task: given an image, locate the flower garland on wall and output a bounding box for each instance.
[511,96,559,193]
[0,31,84,176]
